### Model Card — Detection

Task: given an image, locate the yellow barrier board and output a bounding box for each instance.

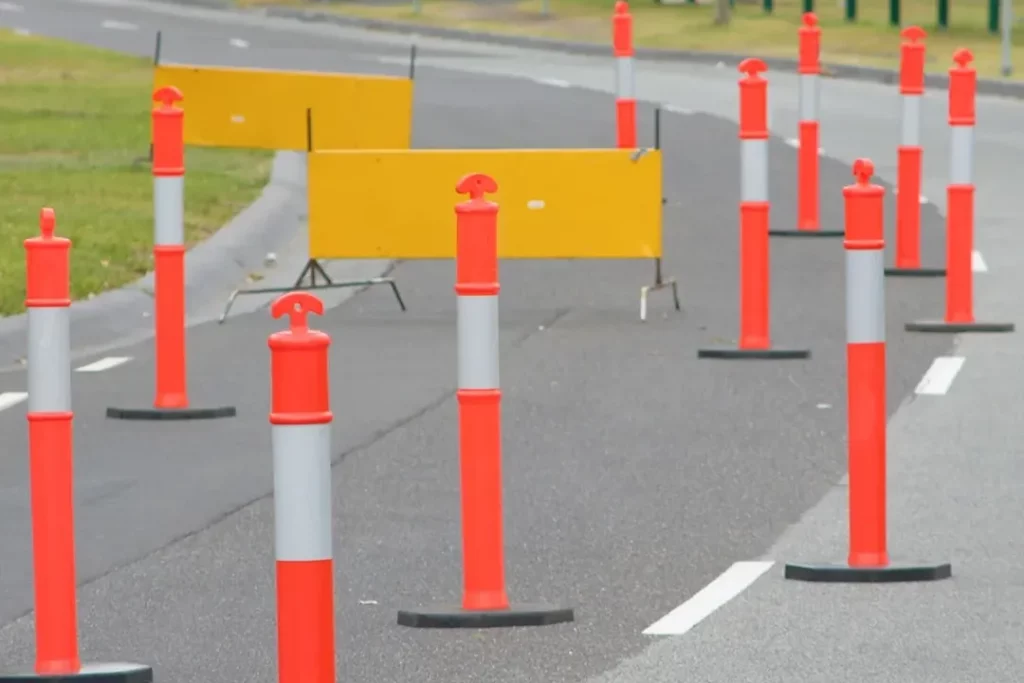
[153,64,413,151]
[308,149,662,260]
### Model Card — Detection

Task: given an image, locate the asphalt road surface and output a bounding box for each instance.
[6,0,1022,681]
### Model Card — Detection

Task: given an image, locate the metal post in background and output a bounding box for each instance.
[1001,0,1013,77]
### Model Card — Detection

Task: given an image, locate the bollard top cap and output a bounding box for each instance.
[39,207,55,239]
[738,58,767,77]
[154,85,183,108]
[271,291,324,336]
[456,173,498,200]
[801,12,817,27]
[853,158,874,185]
[614,0,629,15]
[953,48,973,68]
[901,25,926,43]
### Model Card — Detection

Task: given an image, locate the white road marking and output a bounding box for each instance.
[664,104,694,115]
[101,19,138,30]
[643,561,774,636]
[229,37,249,48]
[972,250,988,272]
[536,77,570,88]
[0,2,24,12]
[0,392,28,412]
[915,356,965,396]
[893,188,929,203]
[14,27,29,35]
[783,138,824,154]
[75,356,131,373]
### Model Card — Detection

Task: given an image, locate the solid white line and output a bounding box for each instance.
[915,356,965,396]
[229,37,249,48]
[643,561,774,636]
[101,19,138,30]
[536,77,570,88]
[972,250,988,272]
[0,392,28,412]
[75,356,131,373]
[663,104,694,115]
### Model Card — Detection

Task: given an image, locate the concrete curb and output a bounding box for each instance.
[261,4,1024,100]
[0,151,307,369]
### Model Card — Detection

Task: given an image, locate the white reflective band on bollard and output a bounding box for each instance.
[272,423,332,562]
[616,57,634,100]
[950,126,974,185]
[154,176,184,246]
[457,295,500,390]
[846,250,886,344]
[27,308,71,413]
[741,139,769,203]
[902,95,921,147]
[798,74,818,122]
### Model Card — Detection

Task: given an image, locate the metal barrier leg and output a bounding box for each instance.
[639,257,680,322]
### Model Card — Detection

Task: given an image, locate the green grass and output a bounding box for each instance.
[241,0,1024,79]
[0,29,272,316]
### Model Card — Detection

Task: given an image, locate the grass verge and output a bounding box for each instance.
[237,0,1024,79]
[0,29,273,317]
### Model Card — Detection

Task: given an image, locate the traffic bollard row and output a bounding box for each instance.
[397,173,574,629]
[698,59,810,361]
[785,159,952,584]
[612,1,637,149]
[0,209,153,683]
[106,86,236,422]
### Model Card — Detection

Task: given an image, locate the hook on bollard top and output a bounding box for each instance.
[801,12,817,27]
[852,158,875,185]
[455,173,499,201]
[901,25,926,43]
[39,207,56,239]
[613,0,629,16]
[738,58,768,79]
[953,47,974,68]
[153,85,184,108]
[270,291,325,334]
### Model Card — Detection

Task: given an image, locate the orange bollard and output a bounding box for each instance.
[397,174,573,629]
[905,49,1014,333]
[886,26,944,277]
[699,59,810,361]
[0,210,153,682]
[785,159,951,584]
[107,87,237,421]
[612,1,637,149]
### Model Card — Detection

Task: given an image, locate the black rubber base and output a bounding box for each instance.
[784,561,952,583]
[697,346,811,360]
[905,320,1015,334]
[0,662,153,682]
[106,405,236,421]
[884,266,947,278]
[397,603,574,629]
[768,228,844,238]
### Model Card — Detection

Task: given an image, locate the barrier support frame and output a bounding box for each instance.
[217,107,409,324]
[639,107,681,322]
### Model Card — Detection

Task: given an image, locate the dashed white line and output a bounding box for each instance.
[229,38,249,49]
[783,138,825,154]
[643,561,774,636]
[101,19,138,31]
[75,356,131,373]
[0,392,28,412]
[536,77,570,88]
[0,2,24,12]
[972,250,988,272]
[915,356,965,396]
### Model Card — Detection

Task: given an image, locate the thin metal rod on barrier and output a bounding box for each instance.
[396,174,573,630]
[107,88,237,421]
[268,291,336,683]
[612,1,636,149]
[640,106,680,322]
[698,59,810,361]
[784,159,952,584]
[886,26,944,278]
[0,210,153,683]
[905,49,1015,334]
[218,109,407,323]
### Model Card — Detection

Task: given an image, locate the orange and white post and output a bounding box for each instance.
[268,291,335,683]
[773,13,841,238]
[905,49,1014,334]
[396,175,573,629]
[2,210,153,683]
[106,86,236,421]
[613,1,637,149]
[698,59,809,361]
[785,159,951,584]
[887,27,944,277]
